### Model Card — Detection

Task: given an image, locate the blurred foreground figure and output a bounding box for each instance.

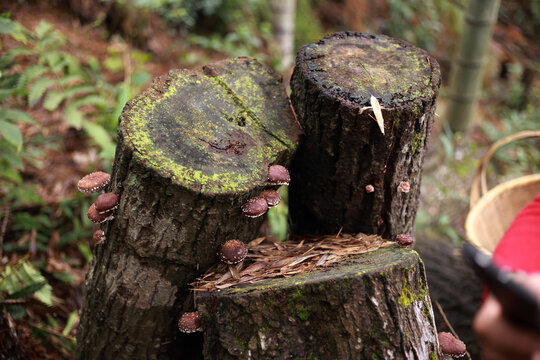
[474,195,540,360]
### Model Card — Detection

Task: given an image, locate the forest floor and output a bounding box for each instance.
[1,0,539,358]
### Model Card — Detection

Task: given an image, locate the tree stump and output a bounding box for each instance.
[197,245,440,359]
[75,57,301,360]
[289,32,441,239]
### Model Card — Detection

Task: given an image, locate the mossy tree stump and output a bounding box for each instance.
[197,246,440,359]
[75,57,301,360]
[289,32,441,239]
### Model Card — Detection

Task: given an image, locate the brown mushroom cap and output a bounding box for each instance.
[92,230,106,244]
[395,234,414,247]
[218,240,248,264]
[77,171,111,194]
[267,165,290,186]
[438,332,466,358]
[259,190,281,207]
[178,311,202,333]
[241,197,268,218]
[87,203,114,223]
[95,193,120,214]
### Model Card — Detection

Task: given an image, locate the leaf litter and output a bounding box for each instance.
[191,232,394,293]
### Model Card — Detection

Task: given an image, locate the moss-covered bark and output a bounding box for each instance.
[198,246,440,359]
[75,57,301,360]
[289,32,441,239]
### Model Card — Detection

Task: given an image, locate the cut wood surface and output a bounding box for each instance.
[197,246,440,359]
[75,57,301,360]
[289,32,441,239]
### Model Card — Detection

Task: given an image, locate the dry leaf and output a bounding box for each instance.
[191,233,394,293]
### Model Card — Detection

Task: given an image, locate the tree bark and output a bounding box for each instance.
[75,57,301,360]
[288,32,441,239]
[415,236,483,359]
[197,246,440,359]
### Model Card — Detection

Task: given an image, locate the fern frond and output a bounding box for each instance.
[28,76,55,106]
[17,64,48,90]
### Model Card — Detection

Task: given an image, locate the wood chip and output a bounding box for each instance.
[370,95,385,135]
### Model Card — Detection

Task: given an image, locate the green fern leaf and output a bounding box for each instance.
[43,91,65,111]
[64,103,83,129]
[2,109,35,124]
[82,121,115,158]
[62,85,94,99]
[17,64,48,90]
[0,17,28,43]
[0,261,52,306]
[72,94,108,108]
[0,119,23,149]
[28,77,55,106]
[58,73,85,87]
[34,20,54,39]
[6,282,46,300]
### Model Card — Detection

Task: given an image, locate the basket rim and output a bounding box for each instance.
[465,173,540,254]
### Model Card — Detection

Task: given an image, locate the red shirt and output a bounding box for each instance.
[493,194,540,274]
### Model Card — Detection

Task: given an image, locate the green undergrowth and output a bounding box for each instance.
[0,14,151,355]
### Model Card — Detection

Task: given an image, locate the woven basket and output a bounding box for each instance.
[465,130,540,254]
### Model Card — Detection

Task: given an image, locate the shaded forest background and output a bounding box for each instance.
[0,0,538,358]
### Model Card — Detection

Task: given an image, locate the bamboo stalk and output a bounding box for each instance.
[446,0,501,132]
[270,0,296,71]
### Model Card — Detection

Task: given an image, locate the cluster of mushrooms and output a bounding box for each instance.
[77,166,426,346]
[240,165,290,218]
[177,164,290,334]
[77,171,117,244]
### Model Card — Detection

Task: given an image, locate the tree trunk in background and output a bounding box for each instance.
[446,0,501,132]
[415,237,483,359]
[270,0,296,71]
[198,246,440,359]
[288,32,441,239]
[75,57,301,360]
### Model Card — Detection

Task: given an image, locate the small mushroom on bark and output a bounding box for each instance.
[241,197,268,218]
[178,311,202,333]
[438,332,466,358]
[398,181,410,193]
[92,230,106,244]
[87,203,114,223]
[395,234,414,247]
[365,184,375,193]
[218,240,248,280]
[267,165,290,186]
[218,240,248,265]
[259,190,281,207]
[95,193,120,214]
[77,171,111,194]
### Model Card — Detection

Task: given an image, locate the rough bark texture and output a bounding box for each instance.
[289,32,441,239]
[75,57,301,360]
[415,236,483,359]
[197,246,440,359]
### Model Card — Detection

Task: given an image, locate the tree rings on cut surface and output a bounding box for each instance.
[120,57,301,196]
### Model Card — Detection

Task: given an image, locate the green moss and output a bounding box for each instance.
[121,59,298,195]
[397,269,427,308]
[234,337,246,352]
[411,131,424,154]
[288,289,310,320]
[430,351,438,360]
[307,34,435,107]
